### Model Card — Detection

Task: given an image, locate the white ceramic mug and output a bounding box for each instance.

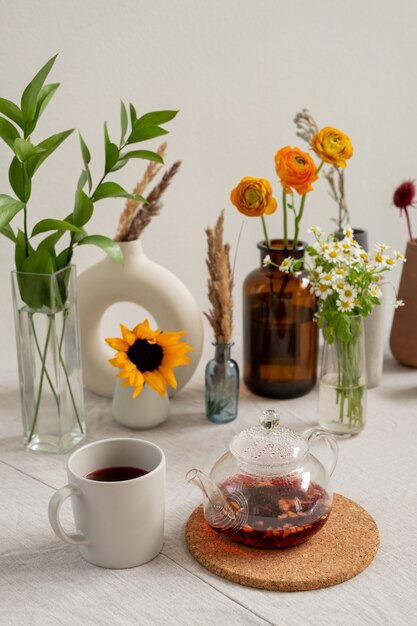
[48,437,165,568]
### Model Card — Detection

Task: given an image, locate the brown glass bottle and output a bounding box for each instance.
[243,240,318,398]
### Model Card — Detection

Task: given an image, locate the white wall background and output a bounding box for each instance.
[0,0,415,370]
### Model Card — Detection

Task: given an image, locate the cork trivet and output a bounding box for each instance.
[185,493,379,591]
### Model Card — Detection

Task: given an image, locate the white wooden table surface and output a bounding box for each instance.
[1,342,416,626]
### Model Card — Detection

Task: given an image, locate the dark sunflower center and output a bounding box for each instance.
[127,339,163,372]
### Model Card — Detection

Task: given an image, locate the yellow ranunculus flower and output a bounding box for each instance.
[312,127,353,168]
[230,177,277,217]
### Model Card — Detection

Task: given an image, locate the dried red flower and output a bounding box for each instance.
[393,180,416,211]
[393,180,415,241]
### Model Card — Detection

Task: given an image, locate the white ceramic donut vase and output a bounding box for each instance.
[77,239,204,397]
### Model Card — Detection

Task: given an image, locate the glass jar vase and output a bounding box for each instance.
[318,315,366,436]
[243,240,318,398]
[11,266,86,453]
[205,342,239,423]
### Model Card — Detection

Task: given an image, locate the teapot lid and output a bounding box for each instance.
[229,410,308,473]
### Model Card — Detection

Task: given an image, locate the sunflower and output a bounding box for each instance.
[106,319,192,398]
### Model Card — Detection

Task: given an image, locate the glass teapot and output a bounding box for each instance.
[186,410,338,548]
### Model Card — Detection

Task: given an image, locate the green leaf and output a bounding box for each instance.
[116,149,164,166]
[77,169,88,190]
[0,195,25,229]
[15,229,28,271]
[0,116,20,150]
[73,188,94,226]
[21,54,58,127]
[127,124,168,144]
[92,181,145,202]
[120,100,128,144]
[57,246,73,269]
[26,128,74,176]
[21,247,55,274]
[31,219,84,237]
[0,98,24,129]
[77,235,124,264]
[104,122,119,173]
[24,83,61,136]
[36,83,59,118]
[13,138,45,162]
[38,229,66,253]
[129,103,137,125]
[78,133,92,192]
[110,157,129,172]
[0,223,16,243]
[9,157,31,202]
[136,110,178,126]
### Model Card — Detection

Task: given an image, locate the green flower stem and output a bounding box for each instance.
[28,316,54,443]
[30,315,61,411]
[315,160,325,176]
[58,309,84,434]
[260,216,271,250]
[293,193,307,250]
[282,189,288,249]
[333,322,364,428]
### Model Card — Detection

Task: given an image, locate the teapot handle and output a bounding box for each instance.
[302,428,338,476]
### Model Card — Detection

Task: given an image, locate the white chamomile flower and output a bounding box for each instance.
[263,254,271,267]
[308,226,324,237]
[385,256,396,268]
[369,285,382,299]
[359,251,369,263]
[323,244,341,262]
[315,283,332,300]
[343,225,354,239]
[373,250,387,267]
[337,285,357,302]
[375,243,388,251]
[279,258,292,272]
[320,270,334,285]
[334,266,347,276]
[333,277,346,291]
[337,298,355,312]
[340,239,353,254]
[393,299,405,308]
[394,251,406,262]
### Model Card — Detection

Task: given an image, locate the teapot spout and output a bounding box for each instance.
[186,468,239,531]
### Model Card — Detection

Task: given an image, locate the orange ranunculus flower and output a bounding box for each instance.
[230,176,277,217]
[311,127,353,168]
[274,146,318,195]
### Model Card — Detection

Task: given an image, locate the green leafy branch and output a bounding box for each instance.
[0,54,178,306]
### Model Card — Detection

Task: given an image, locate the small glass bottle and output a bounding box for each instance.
[205,342,239,423]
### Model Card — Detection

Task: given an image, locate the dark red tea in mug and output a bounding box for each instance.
[85,466,148,482]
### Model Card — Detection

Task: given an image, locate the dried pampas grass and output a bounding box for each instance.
[114,142,167,241]
[124,161,181,241]
[204,210,234,344]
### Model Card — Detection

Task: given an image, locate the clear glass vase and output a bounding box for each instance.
[318,315,366,436]
[205,342,239,424]
[11,266,86,453]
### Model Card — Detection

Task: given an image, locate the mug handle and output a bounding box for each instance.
[48,484,89,545]
[303,428,339,476]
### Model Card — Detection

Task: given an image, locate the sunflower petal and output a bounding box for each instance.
[143,370,167,396]
[105,337,130,352]
[158,365,177,389]
[120,324,137,346]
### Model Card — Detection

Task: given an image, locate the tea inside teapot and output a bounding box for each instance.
[217,473,331,548]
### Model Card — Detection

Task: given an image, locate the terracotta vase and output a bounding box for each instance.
[390,239,417,367]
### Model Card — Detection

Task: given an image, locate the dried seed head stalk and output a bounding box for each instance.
[114,142,167,241]
[294,108,350,230]
[124,160,182,241]
[204,210,234,344]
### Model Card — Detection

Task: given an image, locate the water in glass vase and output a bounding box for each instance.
[318,373,366,436]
